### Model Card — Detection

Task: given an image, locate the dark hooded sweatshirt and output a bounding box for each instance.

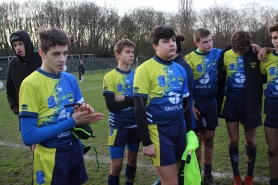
[6,30,42,115]
[216,45,267,130]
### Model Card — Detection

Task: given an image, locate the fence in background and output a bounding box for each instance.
[0,55,151,80]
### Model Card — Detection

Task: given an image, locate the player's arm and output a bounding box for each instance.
[257,47,275,61]
[183,96,192,131]
[20,116,76,146]
[104,93,134,111]
[6,66,18,115]
[134,96,152,146]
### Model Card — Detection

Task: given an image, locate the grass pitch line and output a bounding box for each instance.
[0,140,269,183]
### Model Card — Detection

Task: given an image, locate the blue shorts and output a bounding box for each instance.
[221,97,246,125]
[149,121,186,166]
[108,127,141,159]
[33,140,88,185]
[194,98,218,132]
[264,96,278,116]
[264,115,278,128]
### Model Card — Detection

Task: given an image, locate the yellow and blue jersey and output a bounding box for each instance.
[185,48,222,101]
[103,68,136,128]
[260,51,278,98]
[223,49,246,99]
[133,56,189,125]
[19,69,83,147]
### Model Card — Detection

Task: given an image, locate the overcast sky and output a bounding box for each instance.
[93,0,277,14]
[2,0,277,13]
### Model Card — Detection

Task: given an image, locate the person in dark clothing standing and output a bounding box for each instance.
[78,60,85,82]
[6,30,42,132]
[216,31,266,185]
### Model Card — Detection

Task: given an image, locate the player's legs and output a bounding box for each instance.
[226,121,240,176]
[243,127,256,183]
[108,128,126,185]
[264,115,278,185]
[110,158,123,176]
[149,122,186,185]
[156,163,179,185]
[125,130,140,185]
[195,131,203,167]
[265,127,278,178]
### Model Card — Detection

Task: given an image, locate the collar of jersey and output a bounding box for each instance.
[37,68,62,79]
[115,67,131,74]
[153,55,173,66]
[273,50,278,57]
[194,50,209,56]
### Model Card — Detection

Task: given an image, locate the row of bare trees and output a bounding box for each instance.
[0,0,277,57]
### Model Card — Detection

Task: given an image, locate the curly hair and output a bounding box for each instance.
[231,30,252,54]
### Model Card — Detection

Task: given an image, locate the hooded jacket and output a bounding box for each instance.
[216,45,267,130]
[6,30,42,115]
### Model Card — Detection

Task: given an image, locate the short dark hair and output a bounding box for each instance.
[38,27,70,53]
[231,30,252,54]
[176,35,185,53]
[114,39,135,54]
[193,28,211,42]
[150,26,177,45]
[269,24,278,35]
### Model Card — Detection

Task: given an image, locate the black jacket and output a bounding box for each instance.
[216,45,266,130]
[77,63,85,74]
[6,30,42,115]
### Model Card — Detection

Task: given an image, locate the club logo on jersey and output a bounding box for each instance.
[212,60,217,66]
[117,84,123,92]
[158,75,166,87]
[269,67,275,75]
[67,92,73,103]
[168,91,181,104]
[199,74,210,84]
[250,62,256,69]
[230,63,235,70]
[234,73,246,83]
[196,64,203,72]
[21,104,28,111]
[48,95,57,108]
[36,171,45,184]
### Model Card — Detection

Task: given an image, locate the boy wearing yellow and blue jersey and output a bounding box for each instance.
[103,39,140,185]
[217,31,266,185]
[260,24,278,185]
[19,28,104,185]
[133,26,192,185]
[184,28,221,185]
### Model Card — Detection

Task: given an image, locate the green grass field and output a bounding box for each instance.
[0,71,270,185]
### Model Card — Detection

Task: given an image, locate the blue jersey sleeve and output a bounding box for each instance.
[20,116,76,146]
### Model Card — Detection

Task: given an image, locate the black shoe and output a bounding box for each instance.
[203,174,216,185]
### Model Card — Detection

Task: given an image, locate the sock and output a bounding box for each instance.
[204,163,212,176]
[125,164,136,185]
[108,174,119,185]
[246,145,256,176]
[269,178,278,185]
[229,146,240,176]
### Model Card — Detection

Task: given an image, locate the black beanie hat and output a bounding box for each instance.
[10,34,23,44]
